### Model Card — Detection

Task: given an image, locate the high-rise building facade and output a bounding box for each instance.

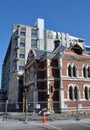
[1,18,84,105]
[84,45,90,55]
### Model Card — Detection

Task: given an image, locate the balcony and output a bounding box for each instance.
[13,57,19,62]
[13,46,19,51]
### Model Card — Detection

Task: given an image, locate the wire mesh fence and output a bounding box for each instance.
[0,101,90,121]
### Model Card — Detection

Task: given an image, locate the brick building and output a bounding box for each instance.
[25,33,90,113]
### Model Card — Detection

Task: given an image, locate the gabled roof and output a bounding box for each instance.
[33,48,56,59]
[65,43,88,55]
[62,43,90,61]
[26,48,55,65]
[26,49,46,65]
[33,49,46,59]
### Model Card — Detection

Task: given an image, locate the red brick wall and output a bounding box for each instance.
[62,58,90,77]
[61,53,90,109]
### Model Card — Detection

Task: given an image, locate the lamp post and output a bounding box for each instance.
[47,85,54,114]
[50,86,54,121]
[22,92,25,113]
[75,99,80,121]
[24,88,27,123]
[3,100,8,121]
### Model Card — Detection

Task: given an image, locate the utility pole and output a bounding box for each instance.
[24,88,27,123]
[3,100,8,121]
[22,92,25,113]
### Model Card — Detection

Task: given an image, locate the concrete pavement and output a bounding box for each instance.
[0,118,90,130]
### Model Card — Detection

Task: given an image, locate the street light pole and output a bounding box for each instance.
[3,100,8,121]
[75,99,80,121]
[24,88,27,123]
[22,92,25,113]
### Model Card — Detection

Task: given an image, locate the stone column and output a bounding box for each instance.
[58,53,64,112]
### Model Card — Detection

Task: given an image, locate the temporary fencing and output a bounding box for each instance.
[0,101,90,121]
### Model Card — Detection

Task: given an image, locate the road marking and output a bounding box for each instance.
[33,123,63,130]
[77,121,90,128]
[46,124,63,130]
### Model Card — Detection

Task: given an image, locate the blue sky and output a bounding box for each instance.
[0,0,90,88]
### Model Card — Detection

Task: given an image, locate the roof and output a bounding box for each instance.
[53,44,66,54]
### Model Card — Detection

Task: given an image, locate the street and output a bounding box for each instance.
[0,119,90,130]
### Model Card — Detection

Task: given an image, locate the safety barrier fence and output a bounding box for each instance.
[0,101,90,121]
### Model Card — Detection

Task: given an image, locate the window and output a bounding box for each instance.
[20,42,25,47]
[69,85,79,100]
[84,86,88,100]
[74,86,78,100]
[69,86,73,100]
[19,66,24,70]
[83,65,90,78]
[86,47,90,52]
[87,66,90,78]
[84,86,90,100]
[19,54,25,58]
[13,65,17,71]
[68,64,77,77]
[68,65,72,77]
[31,39,37,48]
[89,88,90,99]
[31,29,37,37]
[73,65,76,77]
[83,66,87,78]
[15,30,18,35]
[20,31,26,36]
[13,53,17,59]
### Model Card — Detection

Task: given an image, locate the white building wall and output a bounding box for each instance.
[35,18,44,39]
[8,74,19,103]
[25,26,31,64]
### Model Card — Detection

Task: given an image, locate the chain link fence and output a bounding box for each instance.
[0,101,90,121]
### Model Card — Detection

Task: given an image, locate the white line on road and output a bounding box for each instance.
[46,124,63,130]
[34,123,63,130]
[77,121,90,128]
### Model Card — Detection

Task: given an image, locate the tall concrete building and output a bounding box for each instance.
[84,45,90,55]
[1,18,84,106]
[1,18,44,103]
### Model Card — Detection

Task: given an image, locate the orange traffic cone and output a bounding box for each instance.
[42,113,46,123]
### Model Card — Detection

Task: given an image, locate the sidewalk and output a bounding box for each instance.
[0,112,89,121]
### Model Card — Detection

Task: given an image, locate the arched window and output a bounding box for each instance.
[74,86,78,100]
[89,87,90,99]
[73,65,76,77]
[83,66,87,78]
[69,86,73,100]
[68,64,77,77]
[68,65,72,77]
[84,86,88,100]
[87,66,90,78]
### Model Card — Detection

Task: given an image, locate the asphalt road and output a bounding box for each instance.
[0,119,90,130]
